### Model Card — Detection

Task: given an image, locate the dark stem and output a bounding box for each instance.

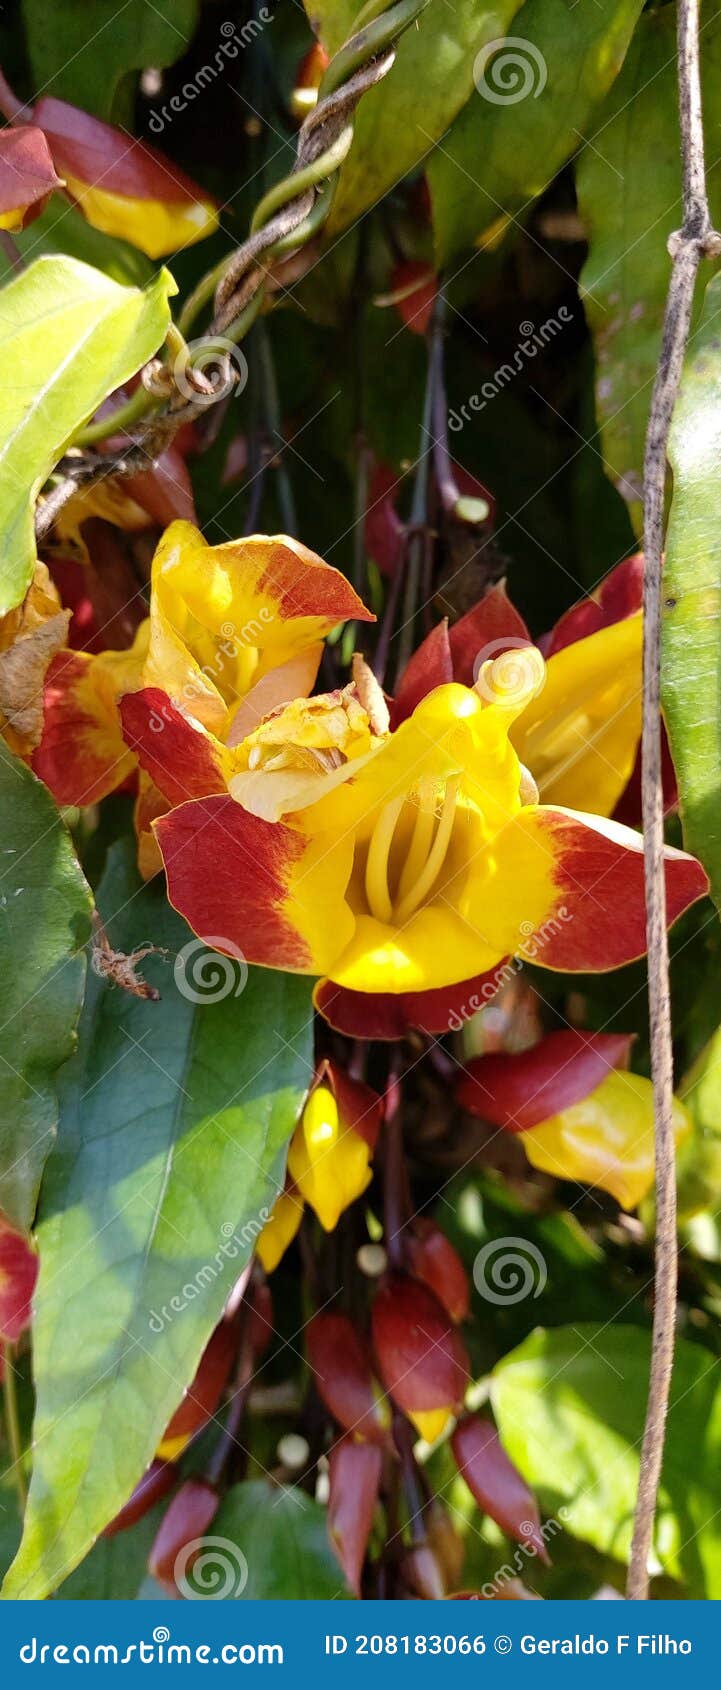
[382,1055,409,1268]
[627,0,721,1601]
[0,231,25,273]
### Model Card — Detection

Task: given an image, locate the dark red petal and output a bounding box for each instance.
[319,1058,383,1151]
[546,553,644,658]
[328,1437,383,1595]
[103,1460,177,1538]
[372,1275,469,1415]
[391,261,437,335]
[314,965,505,1040]
[452,1415,548,1562]
[0,1221,38,1342]
[124,446,197,528]
[35,96,215,207]
[405,1220,470,1324]
[447,582,531,687]
[456,1030,635,1132]
[161,1322,236,1445]
[149,1479,219,1590]
[307,1312,390,1446]
[365,462,406,579]
[392,619,453,726]
[0,124,61,227]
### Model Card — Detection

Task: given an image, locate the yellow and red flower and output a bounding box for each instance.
[34,519,373,841]
[143,633,705,1036]
[457,1029,692,1209]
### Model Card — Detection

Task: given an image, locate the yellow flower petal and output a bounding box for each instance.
[256,1190,303,1274]
[511,613,642,816]
[521,1069,692,1209]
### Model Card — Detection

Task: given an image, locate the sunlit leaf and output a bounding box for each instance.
[0,255,173,614]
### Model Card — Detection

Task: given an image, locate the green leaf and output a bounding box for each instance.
[0,256,173,615]
[210,1482,351,1599]
[0,744,92,1232]
[428,0,644,266]
[492,1324,721,1595]
[2,844,313,1599]
[318,1,526,236]
[22,0,199,120]
[662,272,721,921]
[57,1504,164,1600]
[577,7,721,529]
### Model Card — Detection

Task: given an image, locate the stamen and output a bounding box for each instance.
[393,776,460,925]
[396,779,437,904]
[365,795,405,924]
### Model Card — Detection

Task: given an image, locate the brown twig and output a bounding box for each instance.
[627,0,721,1601]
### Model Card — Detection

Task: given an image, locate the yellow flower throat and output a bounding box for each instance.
[364,776,461,927]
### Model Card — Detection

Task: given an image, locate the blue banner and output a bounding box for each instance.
[0,1600,715,1686]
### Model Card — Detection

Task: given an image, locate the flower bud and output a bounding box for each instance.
[287,1061,382,1234]
[149,1478,219,1592]
[451,1415,548,1562]
[328,1437,382,1594]
[405,1219,469,1323]
[458,1029,690,1209]
[372,1275,469,1443]
[34,96,217,257]
[0,1219,38,1342]
[306,1312,391,1446]
[157,1321,235,1460]
[103,1459,176,1538]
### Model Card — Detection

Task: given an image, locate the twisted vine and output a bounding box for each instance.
[36,0,430,532]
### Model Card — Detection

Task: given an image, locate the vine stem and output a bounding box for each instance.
[2,1343,27,1513]
[627,0,721,1601]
